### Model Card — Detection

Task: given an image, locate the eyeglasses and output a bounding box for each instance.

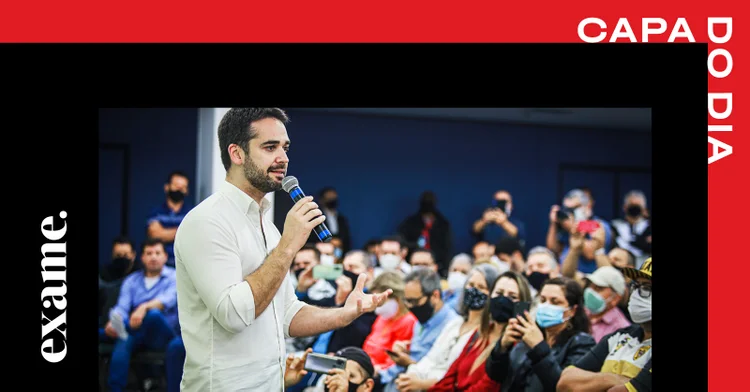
[404,295,427,308]
[629,280,652,298]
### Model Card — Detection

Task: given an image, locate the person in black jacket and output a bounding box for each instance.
[486,276,595,392]
[397,191,454,278]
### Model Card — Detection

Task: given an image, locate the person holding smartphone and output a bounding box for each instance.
[174,108,392,392]
[471,190,526,248]
[486,276,595,391]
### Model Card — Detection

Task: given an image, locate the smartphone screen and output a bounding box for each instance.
[304,353,348,374]
[513,301,530,318]
[495,200,507,212]
[577,220,601,234]
[313,264,343,280]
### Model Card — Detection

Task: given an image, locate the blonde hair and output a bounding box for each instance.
[370,270,405,300]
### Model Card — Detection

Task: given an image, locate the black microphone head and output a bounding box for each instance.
[281,176,299,193]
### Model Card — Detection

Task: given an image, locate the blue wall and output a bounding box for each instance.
[98,108,198,267]
[97,108,652,267]
[281,109,652,255]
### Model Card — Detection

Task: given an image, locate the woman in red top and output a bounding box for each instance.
[362,271,418,371]
[429,264,505,392]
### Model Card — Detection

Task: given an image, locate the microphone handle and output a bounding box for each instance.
[287,186,333,243]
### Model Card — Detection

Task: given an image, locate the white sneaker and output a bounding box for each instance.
[109,311,129,340]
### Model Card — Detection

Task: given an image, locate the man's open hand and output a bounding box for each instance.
[344,273,392,318]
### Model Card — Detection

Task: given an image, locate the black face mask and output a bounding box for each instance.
[324,381,364,392]
[294,268,305,279]
[489,295,515,323]
[463,287,489,310]
[168,190,186,202]
[626,205,642,218]
[325,198,339,209]
[526,272,549,291]
[409,298,435,324]
[343,269,360,286]
[106,257,132,280]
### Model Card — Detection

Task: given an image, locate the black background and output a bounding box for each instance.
[1,43,704,390]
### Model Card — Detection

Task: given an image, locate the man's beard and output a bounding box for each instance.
[243,154,283,193]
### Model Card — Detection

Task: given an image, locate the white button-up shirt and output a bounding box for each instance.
[174,180,306,392]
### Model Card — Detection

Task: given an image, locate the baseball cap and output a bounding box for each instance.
[585,266,626,295]
[335,347,374,379]
[619,257,652,281]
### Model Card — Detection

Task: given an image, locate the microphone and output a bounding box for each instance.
[281,176,333,243]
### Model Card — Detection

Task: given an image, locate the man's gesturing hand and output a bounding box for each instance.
[344,273,392,321]
[280,196,326,253]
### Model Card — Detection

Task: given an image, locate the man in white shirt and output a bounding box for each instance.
[174,108,392,392]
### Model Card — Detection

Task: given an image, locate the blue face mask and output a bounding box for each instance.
[534,303,570,328]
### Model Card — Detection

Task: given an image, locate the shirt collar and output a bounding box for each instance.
[219,180,272,216]
[423,302,454,329]
[592,306,622,325]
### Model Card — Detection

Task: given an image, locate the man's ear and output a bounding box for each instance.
[364,378,375,391]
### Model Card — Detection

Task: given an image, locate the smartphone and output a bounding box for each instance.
[304,353,348,374]
[493,200,507,212]
[556,209,571,221]
[313,264,343,280]
[385,349,398,359]
[513,301,530,318]
[577,220,601,234]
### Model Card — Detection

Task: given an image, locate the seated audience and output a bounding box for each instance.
[104,238,178,392]
[377,269,460,390]
[486,276,595,391]
[557,258,652,392]
[582,266,631,343]
[427,264,504,392]
[362,271,418,372]
[443,253,473,313]
[393,265,497,391]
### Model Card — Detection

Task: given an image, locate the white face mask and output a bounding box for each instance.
[573,206,589,222]
[447,272,468,291]
[627,290,652,324]
[375,299,399,319]
[320,254,335,266]
[379,254,401,271]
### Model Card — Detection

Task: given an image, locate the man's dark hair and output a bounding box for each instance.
[319,186,336,198]
[405,268,442,298]
[141,237,165,253]
[217,108,290,171]
[112,235,134,251]
[297,244,321,261]
[380,234,406,250]
[167,170,189,185]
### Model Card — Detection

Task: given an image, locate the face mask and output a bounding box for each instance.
[375,299,399,319]
[584,287,609,315]
[489,295,515,323]
[108,257,132,278]
[325,198,338,209]
[294,268,305,280]
[409,298,435,324]
[167,190,185,202]
[627,290,652,323]
[334,247,343,259]
[379,254,401,271]
[411,265,427,272]
[535,302,571,328]
[526,272,549,291]
[447,272,467,291]
[626,205,643,218]
[324,381,365,392]
[463,287,489,311]
[573,206,588,222]
[342,269,360,286]
[320,254,335,266]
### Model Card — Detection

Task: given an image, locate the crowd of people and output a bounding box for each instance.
[98,106,652,392]
[98,168,652,392]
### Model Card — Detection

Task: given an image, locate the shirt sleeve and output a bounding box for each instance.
[155,274,178,311]
[283,276,306,339]
[625,358,652,392]
[572,331,613,371]
[175,215,257,334]
[146,207,160,226]
[111,274,134,320]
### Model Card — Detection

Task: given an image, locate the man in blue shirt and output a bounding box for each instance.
[377,268,459,391]
[472,190,527,249]
[104,238,178,392]
[146,170,191,267]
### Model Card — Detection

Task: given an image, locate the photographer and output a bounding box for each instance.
[303,347,377,392]
[472,190,526,248]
